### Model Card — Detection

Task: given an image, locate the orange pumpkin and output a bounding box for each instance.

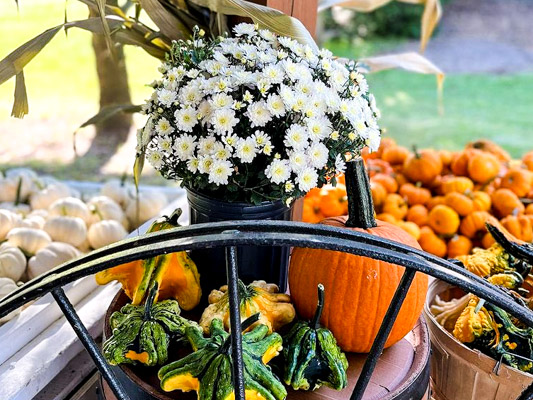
[394,173,409,187]
[459,211,494,239]
[447,235,473,258]
[366,159,393,177]
[418,226,447,258]
[320,186,348,218]
[492,188,525,218]
[370,181,387,208]
[500,169,532,198]
[438,150,454,169]
[403,147,443,184]
[470,191,492,212]
[406,204,429,227]
[289,158,428,353]
[382,146,410,165]
[371,173,398,194]
[382,193,408,220]
[501,214,533,243]
[428,205,460,236]
[363,137,396,161]
[397,221,421,240]
[444,192,474,217]
[481,232,496,249]
[467,151,500,184]
[466,139,511,163]
[522,151,533,171]
[441,176,474,195]
[426,196,446,210]
[376,213,398,224]
[450,150,475,177]
[302,194,324,223]
[399,183,431,206]
[526,203,533,215]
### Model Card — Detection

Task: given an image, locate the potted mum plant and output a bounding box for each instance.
[137,24,381,291]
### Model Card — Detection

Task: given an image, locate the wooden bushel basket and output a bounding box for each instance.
[424,280,533,400]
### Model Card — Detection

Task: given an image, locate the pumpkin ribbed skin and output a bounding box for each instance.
[289,217,428,353]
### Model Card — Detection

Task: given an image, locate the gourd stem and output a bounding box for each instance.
[311,284,325,329]
[167,208,183,227]
[14,177,22,206]
[220,313,260,354]
[144,283,159,320]
[345,158,377,229]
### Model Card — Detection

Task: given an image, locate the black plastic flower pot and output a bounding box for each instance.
[186,189,293,294]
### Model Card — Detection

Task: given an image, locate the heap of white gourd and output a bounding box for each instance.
[0,168,168,323]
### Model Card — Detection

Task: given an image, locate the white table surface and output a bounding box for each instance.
[0,185,189,400]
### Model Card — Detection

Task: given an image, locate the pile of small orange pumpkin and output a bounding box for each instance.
[303,138,533,259]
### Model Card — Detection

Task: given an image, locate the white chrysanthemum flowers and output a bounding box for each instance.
[141,23,380,203]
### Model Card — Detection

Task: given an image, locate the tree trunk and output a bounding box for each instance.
[83,2,132,164]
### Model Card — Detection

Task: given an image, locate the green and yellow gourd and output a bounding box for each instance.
[282,284,348,391]
[103,283,198,366]
[95,209,202,310]
[158,315,287,400]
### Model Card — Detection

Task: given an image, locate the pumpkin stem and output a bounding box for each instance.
[14,177,22,206]
[144,282,159,320]
[412,145,421,159]
[345,158,377,229]
[167,208,183,227]
[120,171,128,186]
[311,284,325,329]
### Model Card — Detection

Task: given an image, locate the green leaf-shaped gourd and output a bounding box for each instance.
[158,314,287,400]
[283,284,348,391]
[103,283,199,366]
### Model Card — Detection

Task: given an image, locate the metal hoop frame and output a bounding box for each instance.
[1,220,533,400]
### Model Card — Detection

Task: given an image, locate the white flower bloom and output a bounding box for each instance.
[284,124,308,150]
[174,108,198,132]
[213,142,232,160]
[173,134,197,160]
[296,167,318,192]
[307,117,332,141]
[198,156,214,174]
[266,94,286,117]
[279,85,295,107]
[263,65,284,84]
[211,108,239,134]
[236,138,258,163]
[233,23,257,37]
[158,137,173,152]
[257,78,272,96]
[147,149,164,169]
[197,100,212,122]
[284,181,294,193]
[365,128,381,153]
[222,133,239,148]
[210,93,234,109]
[243,90,254,103]
[335,154,346,174]
[282,59,299,81]
[246,101,272,127]
[295,80,313,96]
[291,92,308,112]
[155,117,174,136]
[330,130,340,140]
[209,159,234,185]
[157,89,177,107]
[179,83,202,105]
[265,159,291,184]
[187,157,199,173]
[263,143,273,156]
[198,136,217,155]
[259,29,276,42]
[289,151,308,172]
[308,142,329,169]
[252,131,270,147]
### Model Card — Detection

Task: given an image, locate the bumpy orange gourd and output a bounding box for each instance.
[289,159,428,353]
[320,186,348,218]
[428,205,460,236]
[500,169,532,198]
[501,215,533,243]
[382,146,410,165]
[450,150,476,177]
[471,191,491,212]
[467,151,500,183]
[406,204,429,227]
[371,173,398,194]
[382,193,408,220]
[445,192,474,217]
[370,181,387,208]
[459,211,494,239]
[492,188,525,217]
[399,183,431,206]
[447,235,473,258]
[441,176,474,195]
[466,139,511,163]
[418,226,447,258]
[403,147,442,185]
[426,196,446,210]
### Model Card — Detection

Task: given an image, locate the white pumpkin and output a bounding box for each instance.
[77,238,92,252]
[44,216,87,247]
[87,196,129,229]
[100,180,132,207]
[0,172,36,203]
[14,214,46,229]
[28,209,48,219]
[0,277,21,323]
[7,227,52,255]
[48,197,91,223]
[0,202,31,216]
[0,244,26,281]
[125,191,168,227]
[87,220,128,249]
[30,183,71,210]
[0,210,21,240]
[27,242,81,280]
